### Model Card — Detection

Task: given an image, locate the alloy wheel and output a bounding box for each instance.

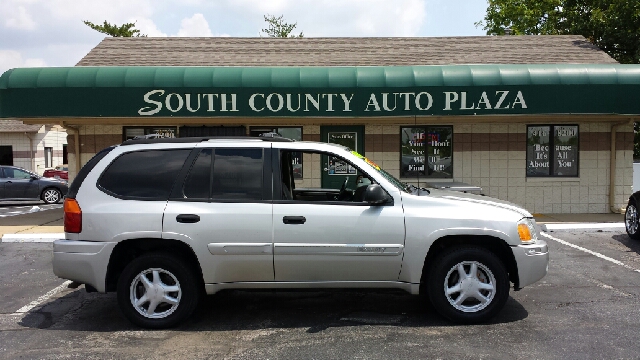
[129,268,182,319]
[626,204,638,235]
[443,261,496,313]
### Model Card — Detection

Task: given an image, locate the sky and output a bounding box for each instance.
[0,0,489,75]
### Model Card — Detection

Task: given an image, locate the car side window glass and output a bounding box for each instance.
[281,150,375,203]
[6,168,31,179]
[183,149,212,199]
[98,149,191,200]
[211,148,263,201]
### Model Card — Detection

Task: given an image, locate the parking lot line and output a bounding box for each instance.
[12,280,72,315]
[541,232,640,273]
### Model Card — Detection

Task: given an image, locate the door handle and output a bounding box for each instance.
[283,216,306,225]
[176,214,200,223]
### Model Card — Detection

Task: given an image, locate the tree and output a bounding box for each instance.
[477,0,640,64]
[83,20,147,37]
[261,14,303,38]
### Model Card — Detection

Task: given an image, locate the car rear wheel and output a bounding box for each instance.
[427,247,509,324]
[41,188,61,204]
[625,201,640,240]
[117,253,199,329]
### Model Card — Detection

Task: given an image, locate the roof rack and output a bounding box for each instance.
[121,136,294,146]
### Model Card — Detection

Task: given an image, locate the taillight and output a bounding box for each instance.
[64,198,82,233]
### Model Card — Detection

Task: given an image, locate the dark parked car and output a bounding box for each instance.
[625,191,640,239]
[0,165,68,204]
[43,165,68,181]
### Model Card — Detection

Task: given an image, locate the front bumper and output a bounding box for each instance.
[52,240,116,293]
[511,239,549,289]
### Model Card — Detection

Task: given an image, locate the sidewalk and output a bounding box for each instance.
[0,207,628,243]
[0,207,64,242]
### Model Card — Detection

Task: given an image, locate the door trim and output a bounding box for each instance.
[274,243,403,256]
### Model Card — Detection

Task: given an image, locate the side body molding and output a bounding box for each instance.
[208,243,273,255]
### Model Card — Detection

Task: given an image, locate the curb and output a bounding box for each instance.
[1,233,65,243]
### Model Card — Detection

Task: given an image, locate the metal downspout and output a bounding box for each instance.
[25,133,34,172]
[610,119,633,213]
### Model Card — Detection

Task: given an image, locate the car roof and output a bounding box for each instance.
[120,136,293,146]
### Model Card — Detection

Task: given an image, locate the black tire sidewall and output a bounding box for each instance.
[626,202,640,240]
[427,247,510,324]
[117,253,199,329]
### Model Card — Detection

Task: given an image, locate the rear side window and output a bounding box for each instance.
[99,149,191,200]
[181,148,264,201]
[183,149,212,199]
[67,146,115,199]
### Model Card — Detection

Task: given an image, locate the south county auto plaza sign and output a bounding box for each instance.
[137,89,528,116]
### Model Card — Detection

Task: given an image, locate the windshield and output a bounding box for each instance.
[350,151,414,193]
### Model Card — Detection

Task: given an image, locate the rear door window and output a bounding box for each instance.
[180,148,264,201]
[98,149,191,200]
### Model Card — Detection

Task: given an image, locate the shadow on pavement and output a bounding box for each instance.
[611,233,640,255]
[19,288,528,332]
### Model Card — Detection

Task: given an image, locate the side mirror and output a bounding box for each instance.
[364,184,390,205]
[30,175,38,180]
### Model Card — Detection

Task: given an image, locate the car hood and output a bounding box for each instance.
[417,188,532,218]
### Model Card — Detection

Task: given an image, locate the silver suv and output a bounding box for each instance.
[53,136,548,328]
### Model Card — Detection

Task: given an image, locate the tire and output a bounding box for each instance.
[426,247,509,324]
[41,188,62,204]
[117,253,199,329]
[625,201,640,240]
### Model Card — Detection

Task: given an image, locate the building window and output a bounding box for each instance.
[400,126,453,178]
[251,127,303,179]
[123,126,177,141]
[526,125,579,177]
[0,146,13,166]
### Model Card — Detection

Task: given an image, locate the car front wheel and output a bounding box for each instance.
[625,201,640,240]
[41,188,61,204]
[427,247,509,324]
[117,253,199,329]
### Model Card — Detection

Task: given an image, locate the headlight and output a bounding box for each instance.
[517,218,538,243]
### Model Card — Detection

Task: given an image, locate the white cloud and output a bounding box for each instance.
[4,5,37,30]
[44,0,155,23]
[0,50,46,71]
[176,13,213,37]
[135,17,167,37]
[226,0,426,36]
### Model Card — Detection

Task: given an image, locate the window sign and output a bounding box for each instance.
[401,126,452,178]
[250,127,302,178]
[527,125,578,177]
[327,132,357,175]
[124,127,177,141]
[553,125,578,176]
[427,127,453,178]
[526,126,550,176]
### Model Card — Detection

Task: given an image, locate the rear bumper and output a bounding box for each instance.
[52,240,116,293]
[511,239,549,289]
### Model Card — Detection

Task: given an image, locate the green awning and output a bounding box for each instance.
[1,64,640,118]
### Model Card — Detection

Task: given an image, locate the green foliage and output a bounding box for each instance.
[477,0,640,64]
[261,14,303,38]
[83,20,147,37]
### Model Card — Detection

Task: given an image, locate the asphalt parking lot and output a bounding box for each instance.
[1,220,640,359]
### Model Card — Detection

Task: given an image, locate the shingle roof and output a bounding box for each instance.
[76,36,617,67]
[0,119,41,132]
